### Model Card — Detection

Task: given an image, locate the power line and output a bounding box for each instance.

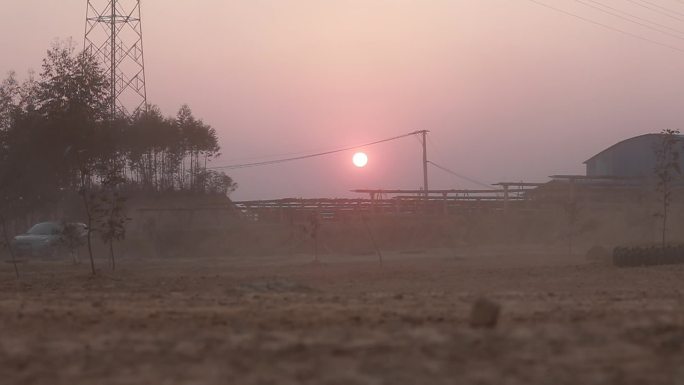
[424,135,495,190]
[586,0,684,36]
[575,0,684,40]
[426,161,494,190]
[209,131,424,170]
[527,0,684,53]
[219,148,330,165]
[631,0,684,18]
[625,0,684,21]
[220,134,412,164]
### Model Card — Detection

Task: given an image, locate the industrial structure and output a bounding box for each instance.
[584,133,684,178]
[233,133,683,222]
[84,0,147,117]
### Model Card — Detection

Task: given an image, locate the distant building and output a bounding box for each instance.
[584,133,684,178]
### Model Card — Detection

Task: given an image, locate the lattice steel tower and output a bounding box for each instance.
[84,0,147,117]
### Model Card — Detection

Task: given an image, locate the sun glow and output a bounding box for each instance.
[352,152,368,168]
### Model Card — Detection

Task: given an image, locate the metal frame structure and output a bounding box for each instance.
[84,0,147,117]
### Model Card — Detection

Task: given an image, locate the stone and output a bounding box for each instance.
[469,298,501,329]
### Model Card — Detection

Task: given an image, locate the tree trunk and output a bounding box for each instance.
[662,199,668,249]
[154,150,158,190]
[362,216,383,266]
[110,240,115,271]
[1,215,19,279]
[81,194,96,276]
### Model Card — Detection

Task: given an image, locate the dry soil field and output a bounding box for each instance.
[2,247,684,385]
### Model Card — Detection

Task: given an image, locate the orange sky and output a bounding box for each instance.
[3,0,684,199]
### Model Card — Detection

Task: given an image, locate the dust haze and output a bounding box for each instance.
[5,167,684,384]
[4,1,684,385]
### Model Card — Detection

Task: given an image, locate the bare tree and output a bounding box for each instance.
[94,168,129,271]
[0,214,19,279]
[653,129,681,249]
[565,201,581,256]
[308,212,320,262]
[58,221,87,265]
[74,149,98,275]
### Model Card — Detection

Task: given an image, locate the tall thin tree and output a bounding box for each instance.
[653,129,681,249]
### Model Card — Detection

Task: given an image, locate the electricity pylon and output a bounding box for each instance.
[84,0,147,118]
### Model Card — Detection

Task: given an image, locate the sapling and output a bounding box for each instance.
[653,129,681,249]
[94,168,129,271]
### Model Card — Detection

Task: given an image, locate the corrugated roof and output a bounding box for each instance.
[583,133,684,164]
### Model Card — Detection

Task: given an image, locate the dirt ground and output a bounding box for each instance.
[2,246,684,385]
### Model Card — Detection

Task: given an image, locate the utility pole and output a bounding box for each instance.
[419,130,430,200]
[85,0,148,117]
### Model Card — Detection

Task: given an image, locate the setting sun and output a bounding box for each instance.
[352,152,368,168]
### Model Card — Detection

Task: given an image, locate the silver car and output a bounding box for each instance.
[11,222,87,257]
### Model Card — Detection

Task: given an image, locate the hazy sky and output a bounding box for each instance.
[3,0,684,200]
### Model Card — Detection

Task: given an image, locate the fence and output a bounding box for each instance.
[233,186,541,222]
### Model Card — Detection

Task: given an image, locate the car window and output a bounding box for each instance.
[27,222,61,235]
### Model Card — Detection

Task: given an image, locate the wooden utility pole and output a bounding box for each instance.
[420,130,429,200]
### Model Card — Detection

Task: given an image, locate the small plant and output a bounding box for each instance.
[94,168,129,271]
[653,129,681,249]
[565,200,581,256]
[308,212,320,262]
[58,221,86,264]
